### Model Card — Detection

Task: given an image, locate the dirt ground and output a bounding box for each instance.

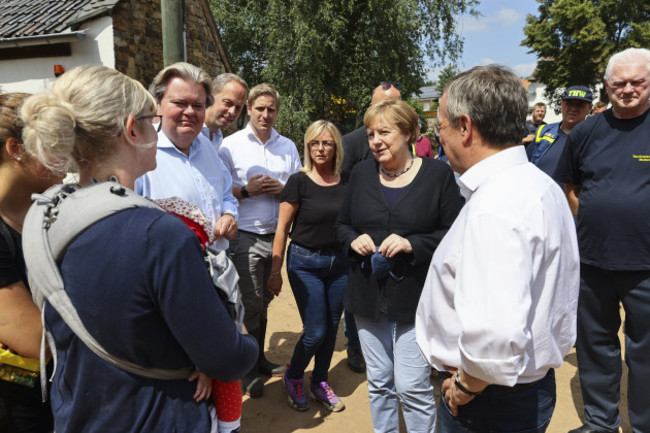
[242,273,631,433]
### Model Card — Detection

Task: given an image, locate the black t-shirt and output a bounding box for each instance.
[280,171,349,250]
[554,108,650,270]
[524,119,546,136]
[0,217,26,288]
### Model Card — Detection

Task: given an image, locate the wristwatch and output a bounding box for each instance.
[240,185,250,198]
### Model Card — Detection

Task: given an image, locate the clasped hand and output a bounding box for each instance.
[247,174,283,196]
[350,233,412,258]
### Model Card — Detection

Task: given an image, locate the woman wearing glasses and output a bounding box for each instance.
[20,65,257,433]
[336,100,463,433]
[268,120,348,413]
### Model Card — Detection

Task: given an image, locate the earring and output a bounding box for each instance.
[15,157,21,161]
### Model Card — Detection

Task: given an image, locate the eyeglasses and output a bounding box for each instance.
[136,114,163,132]
[380,81,402,91]
[308,140,335,149]
[435,121,451,135]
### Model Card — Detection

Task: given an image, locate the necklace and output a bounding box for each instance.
[381,155,414,178]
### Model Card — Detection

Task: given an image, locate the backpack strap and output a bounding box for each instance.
[22,181,192,398]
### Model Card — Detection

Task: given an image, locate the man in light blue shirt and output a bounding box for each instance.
[201,73,248,152]
[135,63,238,252]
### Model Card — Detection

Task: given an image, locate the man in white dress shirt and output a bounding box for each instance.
[135,62,238,252]
[415,65,579,432]
[201,73,248,152]
[219,83,302,398]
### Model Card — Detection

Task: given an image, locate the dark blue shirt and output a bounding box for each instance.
[526,122,568,183]
[44,208,258,432]
[554,109,650,270]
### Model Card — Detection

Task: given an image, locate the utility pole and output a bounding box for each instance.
[161,0,184,66]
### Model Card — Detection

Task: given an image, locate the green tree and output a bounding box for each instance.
[435,64,460,93]
[522,0,650,105]
[210,0,479,146]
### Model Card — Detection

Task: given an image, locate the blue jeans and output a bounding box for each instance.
[285,243,348,383]
[355,316,435,433]
[437,369,556,433]
[576,264,650,432]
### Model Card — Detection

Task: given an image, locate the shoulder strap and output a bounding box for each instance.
[23,181,192,381]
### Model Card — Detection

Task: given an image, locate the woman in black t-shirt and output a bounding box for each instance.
[268,120,348,413]
[0,92,63,432]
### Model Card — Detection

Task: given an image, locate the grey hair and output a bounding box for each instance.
[212,73,248,95]
[149,62,214,107]
[444,65,527,147]
[604,48,650,81]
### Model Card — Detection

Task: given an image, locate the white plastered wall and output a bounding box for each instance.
[0,16,115,94]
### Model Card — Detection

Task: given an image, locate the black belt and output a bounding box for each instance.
[239,230,275,240]
[437,369,552,397]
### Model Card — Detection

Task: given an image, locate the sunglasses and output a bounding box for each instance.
[380,81,402,91]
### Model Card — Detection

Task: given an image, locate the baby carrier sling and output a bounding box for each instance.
[22,180,244,400]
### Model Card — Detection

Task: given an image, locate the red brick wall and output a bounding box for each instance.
[112,0,228,88]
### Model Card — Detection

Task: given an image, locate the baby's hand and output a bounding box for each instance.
[189,371,211,402]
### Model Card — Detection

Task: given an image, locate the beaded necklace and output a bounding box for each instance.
[380,154,414,178]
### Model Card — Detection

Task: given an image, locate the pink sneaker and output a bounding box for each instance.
[308,380,345,412]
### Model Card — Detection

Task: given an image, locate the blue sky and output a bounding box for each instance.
[429,0,541,80]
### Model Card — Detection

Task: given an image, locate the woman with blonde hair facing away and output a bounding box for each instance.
[0,92,62,432]
[336,100,463,432]
[20,65,257,433]
[268,120,348,412]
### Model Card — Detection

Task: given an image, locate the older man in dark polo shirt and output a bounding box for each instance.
[555,47,650,433]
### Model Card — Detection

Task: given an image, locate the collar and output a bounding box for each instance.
[245,122,278,146]
[157,130,202,157]
[201,124,223,142]
[458,145,528,200]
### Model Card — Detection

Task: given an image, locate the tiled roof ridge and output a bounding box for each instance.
[0,0,120,39]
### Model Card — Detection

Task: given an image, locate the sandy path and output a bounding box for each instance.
[241,275,631,433]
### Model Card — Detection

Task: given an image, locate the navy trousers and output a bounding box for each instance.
[576,263,650,432]
[437,370,555,433]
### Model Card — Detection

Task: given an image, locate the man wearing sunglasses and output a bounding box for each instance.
[135,63,239,252]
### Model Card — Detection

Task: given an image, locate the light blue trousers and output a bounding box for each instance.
[356,315,436,433]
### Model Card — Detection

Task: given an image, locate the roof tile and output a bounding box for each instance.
[0,0,120,38]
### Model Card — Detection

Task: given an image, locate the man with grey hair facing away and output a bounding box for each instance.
[202,73,248,152]
[555,47,650,433]
[416,65,579,432]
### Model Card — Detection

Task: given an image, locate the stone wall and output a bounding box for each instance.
[112,0,229,88]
